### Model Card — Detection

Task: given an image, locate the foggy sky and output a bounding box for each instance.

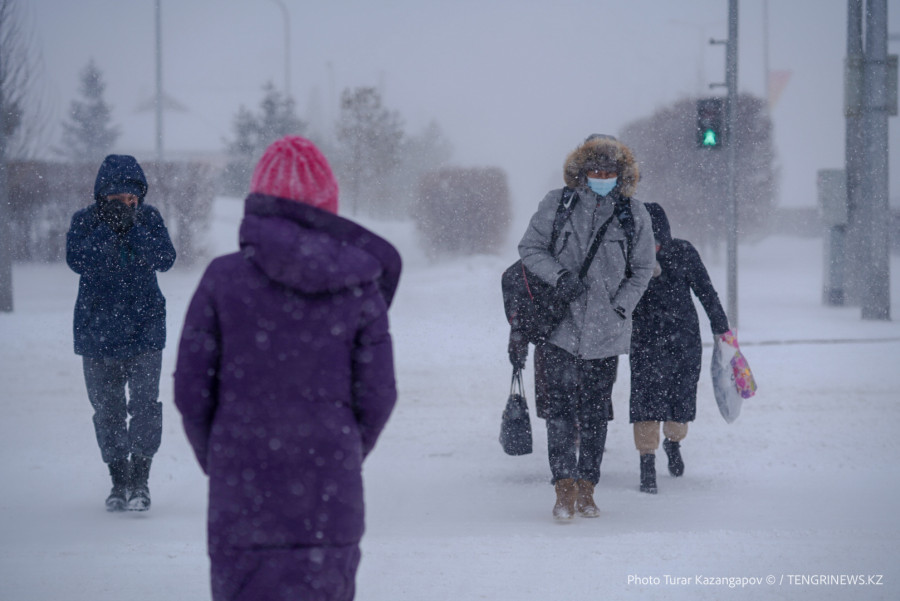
[27,0,900,216]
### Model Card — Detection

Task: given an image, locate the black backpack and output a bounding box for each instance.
[501,187,635,345]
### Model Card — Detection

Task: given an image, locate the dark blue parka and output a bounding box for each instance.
[629,203,729,423]
[66,158,176,359]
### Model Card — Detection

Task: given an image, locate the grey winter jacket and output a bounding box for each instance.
[517,137,655,360]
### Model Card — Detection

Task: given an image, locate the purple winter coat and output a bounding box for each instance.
[174,194,400,598]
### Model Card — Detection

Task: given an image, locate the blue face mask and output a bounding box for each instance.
[587,176,617,197]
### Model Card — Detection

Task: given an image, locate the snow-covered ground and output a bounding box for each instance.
[2,196,899,600]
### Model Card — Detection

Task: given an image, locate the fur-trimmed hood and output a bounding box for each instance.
[563,136,639,197]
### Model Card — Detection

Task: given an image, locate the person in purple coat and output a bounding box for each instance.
[173,136,401,601]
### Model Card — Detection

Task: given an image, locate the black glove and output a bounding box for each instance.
[555,271,587,302]
[98,198,136,234]
[508,330,529,370]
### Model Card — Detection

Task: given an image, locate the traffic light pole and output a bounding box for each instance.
[860,0,891,320]
[725,0,739,329]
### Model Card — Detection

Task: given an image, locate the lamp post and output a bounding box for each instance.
[267,0,291,99]
[155,0,163,163]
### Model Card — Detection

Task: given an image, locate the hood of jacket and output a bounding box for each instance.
[563,136,639,197]
[93,154,149,201]
[239,193,402,304]
[643,202,672,245]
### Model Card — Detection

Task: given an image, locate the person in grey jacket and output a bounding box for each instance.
[511,134,655,519]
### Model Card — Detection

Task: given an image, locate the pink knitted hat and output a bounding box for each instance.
[250,136,339,213]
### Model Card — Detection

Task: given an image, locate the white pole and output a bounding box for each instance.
[268,0,291,99]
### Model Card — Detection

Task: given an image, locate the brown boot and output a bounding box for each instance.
[575,479,600,518]
[552,478,577,520]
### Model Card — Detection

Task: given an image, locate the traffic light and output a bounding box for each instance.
[697,98,725,148]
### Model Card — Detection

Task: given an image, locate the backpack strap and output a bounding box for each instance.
[613,196,635,278]
[548,187,578,250]
[547,188,633,279]
[577,213,616,280]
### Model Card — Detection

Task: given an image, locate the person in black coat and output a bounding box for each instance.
[629,202,730,493]
[66,155,176,512]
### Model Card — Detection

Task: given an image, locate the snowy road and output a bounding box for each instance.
[1,198,898,600]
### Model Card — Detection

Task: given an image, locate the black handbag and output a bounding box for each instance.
[499,368,533,456]
[501,210,617,345]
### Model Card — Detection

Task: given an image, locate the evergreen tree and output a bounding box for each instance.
[56,59,120,163]
[334,87,404,216]
[224,82,306,196]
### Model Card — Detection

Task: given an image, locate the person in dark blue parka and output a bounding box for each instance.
[66,154,176,512]
[629,202,730,494]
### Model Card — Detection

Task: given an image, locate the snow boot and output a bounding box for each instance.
[640,454,658,494]
[105,458,130,512]
[127,455,152,511]
[575,479,600,518]
[552,478,577,520]
[663,438,684,477]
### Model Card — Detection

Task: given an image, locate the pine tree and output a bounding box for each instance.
[334,87,404,216]
[224,82,306,196]
[57,59,120,163]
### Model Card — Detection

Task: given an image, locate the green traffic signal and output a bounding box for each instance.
[696,98,725,148]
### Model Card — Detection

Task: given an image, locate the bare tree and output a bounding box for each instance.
[0,0,48,311]
[0,0,47,159]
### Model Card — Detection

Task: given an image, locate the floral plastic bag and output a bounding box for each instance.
[711,331,757,423]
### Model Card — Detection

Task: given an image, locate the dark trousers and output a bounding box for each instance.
[82,351,163,464]
[535,344,617,485]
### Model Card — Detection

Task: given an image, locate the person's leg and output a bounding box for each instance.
[536,344,580,519]
[83,355,131,510]
[124,350,163,510]
[663,421,688,442]
[83,356,130,463]
[574,421,606,517]
[575,356,617,484]
[663,421,688,476]
[537,345,580,484]
[573,356,616,514]
[125,350,163,458]
[633,420,659,493]
[633,420,661,455]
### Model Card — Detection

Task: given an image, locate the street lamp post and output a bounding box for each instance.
[155,0,163,163]
[267,0,291,99]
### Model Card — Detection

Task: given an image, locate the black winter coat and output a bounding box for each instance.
[629,203,729,423]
